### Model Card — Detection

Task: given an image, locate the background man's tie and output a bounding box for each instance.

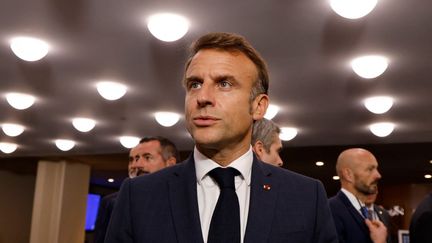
[207,167,241,243]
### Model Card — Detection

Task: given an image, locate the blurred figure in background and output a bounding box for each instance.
[329,148,387,243]
[409,192,432,243]
[251,118,283,167]
[93,136,179,243]
[364,191,394,243]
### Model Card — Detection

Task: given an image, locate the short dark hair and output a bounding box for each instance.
[184,32,269,101]
[139,136,180,162]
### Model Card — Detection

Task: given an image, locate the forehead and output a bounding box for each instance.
[129,140,161,156]
[186,49,257,80]
[355,153,378,168]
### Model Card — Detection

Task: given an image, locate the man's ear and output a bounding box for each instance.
[165,157,176,167]
[343,168,354,183]
[252,94,269,120]
[252,141,265,158]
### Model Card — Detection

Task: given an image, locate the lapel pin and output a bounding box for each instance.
[263,184,271,191]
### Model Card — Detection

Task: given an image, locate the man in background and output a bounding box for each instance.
[251,118,283,167]
[365,191,394,243]
[93,136,179,243]
[329,148,388,243]
[410,192,432,243]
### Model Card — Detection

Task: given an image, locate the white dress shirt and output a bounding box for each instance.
[341,188,365,217]
[194,146,253,243]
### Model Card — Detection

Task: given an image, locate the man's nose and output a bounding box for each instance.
[196,83,214,107]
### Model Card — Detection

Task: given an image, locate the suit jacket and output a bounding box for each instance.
[93,192,118,243]
[329,191,373,243]
[410,193,432,243]
[374,204,394,243]
[105,155,338,243]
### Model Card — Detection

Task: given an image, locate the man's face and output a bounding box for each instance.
[352,154,381,195]
[184,49,267,152]
[254,135,283,167]
[128,140,170,178]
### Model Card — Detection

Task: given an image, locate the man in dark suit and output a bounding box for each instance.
[365,191,394,243]
[106,32,338,243]
[410,192,432,243]
[93,136,179,243]
[329,148,388,243]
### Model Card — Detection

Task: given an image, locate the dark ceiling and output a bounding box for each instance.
[1,0,431,190]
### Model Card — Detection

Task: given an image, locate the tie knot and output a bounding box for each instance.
[209,167,240,189]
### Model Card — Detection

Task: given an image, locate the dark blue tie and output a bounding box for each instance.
[360,206,369,219]
[207,167,241,243]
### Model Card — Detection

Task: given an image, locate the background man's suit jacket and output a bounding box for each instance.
[410,193,432,243]
[105,155,338,243]
[329,191,374,243]
[93,192,118,243]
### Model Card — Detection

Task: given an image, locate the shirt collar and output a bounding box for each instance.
[341,188,363,210]
[194,146,253,186]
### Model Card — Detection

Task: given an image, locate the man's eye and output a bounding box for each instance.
[219,80,232,88]
[188,81,202,89]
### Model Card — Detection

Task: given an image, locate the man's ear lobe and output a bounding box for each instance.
[252,141,265,156]
[252,94,269,120]
[166,157,176,167]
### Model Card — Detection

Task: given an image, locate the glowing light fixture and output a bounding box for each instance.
[351,55,388,79]
[369,122,395,137]
[119,136,140,148]
[2,123,25,137]
[96,81,127,100]
[424,174,432,179]
[154,112,180,127]
[0,142,18,154]
[316,161,325,167]
[364,96,393,114]
[264,104,280,120]
[333,176,340,180]
[279,127,298,141]
[108,178,115,183]
[10,36,50,61]
[55,139,75,151]
[72,118,96,132]
[6,92,35,110]
[330,0,378,19]
[147,13,189,42]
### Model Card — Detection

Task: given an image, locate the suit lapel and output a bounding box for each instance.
[168,156,204,243]
[244,157,278,242]
[337,191,370,234]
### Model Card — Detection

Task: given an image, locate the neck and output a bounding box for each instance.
[196,142,250,167]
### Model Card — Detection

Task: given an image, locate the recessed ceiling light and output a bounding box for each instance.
[264,104,280,120]
[96,81,127,101]
[72,118,96,132]
[154,112,180,127]
[279,127,298,141]
[5,92,35,110]
[369,122,395,137]
[55,139,75,151]
[10,36,50,61]
[108,178,115,183]
[424,174,432,179]
[0,142,18,154]
[330,0,378,19]
[351,55,388,79]
[333,176,340,180]
[119,136,140,148]
[2,123,25,137]
[316,161,325,166]
[364,96,394,114]
[147,13,189,42]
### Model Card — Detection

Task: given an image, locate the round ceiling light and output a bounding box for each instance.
[147,13,189,42]
[279,127,298,141]
[0,142,18,154]
[330,0,378,19]
[364,96,394,114]
[96,81,127,101]
[5,92,35,110]
[10,36,50,61]
[154,112,180,127]
[119,136,140,149]
[72,118,96,132]
[369,122,395,137]
[351,55,388,79]
[2,123,25,137]
[264,104,280,120]
[55,139,75,151]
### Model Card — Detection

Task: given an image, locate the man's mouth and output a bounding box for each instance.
[193,115,219,126]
